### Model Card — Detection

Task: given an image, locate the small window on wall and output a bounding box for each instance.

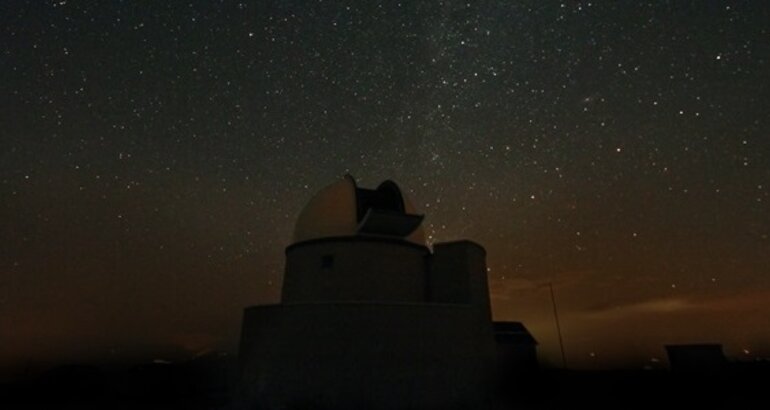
[321,254,334,269]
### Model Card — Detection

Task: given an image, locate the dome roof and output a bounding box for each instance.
[293,175,425,245]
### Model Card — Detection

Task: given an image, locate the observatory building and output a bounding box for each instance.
[236,175,497,409]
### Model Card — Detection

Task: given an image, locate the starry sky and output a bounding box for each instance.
[1,1,769,374]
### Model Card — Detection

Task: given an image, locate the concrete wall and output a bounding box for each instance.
[241,238,497,409]
[429,241,492,322]
[237,303,497,410]
[282,238,430,303]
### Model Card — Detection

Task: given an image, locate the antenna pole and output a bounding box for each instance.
[548,282,567,368]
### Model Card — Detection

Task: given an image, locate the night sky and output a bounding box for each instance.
[2,1,769,374]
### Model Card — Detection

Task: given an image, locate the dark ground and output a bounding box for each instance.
[2,357,768,409]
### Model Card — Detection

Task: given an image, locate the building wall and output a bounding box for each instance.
[282,237,430,303]
[429,241,492,321]
[237,303,497,410]
[240,238,497,409]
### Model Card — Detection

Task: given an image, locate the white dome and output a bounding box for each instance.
[293,175,425,245]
